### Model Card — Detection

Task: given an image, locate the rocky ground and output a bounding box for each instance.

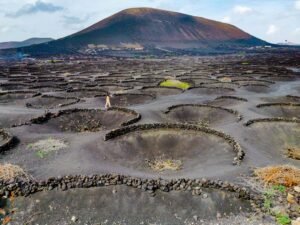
[0,52,299,224]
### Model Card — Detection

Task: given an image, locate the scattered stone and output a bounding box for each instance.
[71,215,78,222]
[193,215,198,221]
[294,186,300,193]
[202,193,208,199]
[292,218,300,225]
[271,206,287,215]
[0,208,6,216]
[287,193,296,204]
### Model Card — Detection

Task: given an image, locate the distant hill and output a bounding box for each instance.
[0,8,268,56]
[0,38,54,50]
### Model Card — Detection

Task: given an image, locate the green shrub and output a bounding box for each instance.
[263,188,275,211]
[160,80,191,90]
[273,184,286,193]
[36,150,49,159]
[276,214,291,225]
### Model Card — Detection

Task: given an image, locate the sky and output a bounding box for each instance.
[0,0,299,43]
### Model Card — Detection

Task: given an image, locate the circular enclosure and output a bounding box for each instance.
[98,85,131,93]
[165,104,241,126]
[260,95,300,103]
[0,91,40,104]
[241,84,272,93]
[104,124,244,174]
[65,89,108,98]
[28,85,63,92]
[244,120,300,162]
[0,129,15,153]
[0,83,30,91]
[187,87,235,95]
[141,86,183,97]
[209,96,248,107]
[255,103,300,118]
[97,93,155,107]
[31,108,140,132]
[25,95,79,109]
[200,82,238,89]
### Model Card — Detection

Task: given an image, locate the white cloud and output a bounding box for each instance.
[233,5,253,15]
[295,0,300,10]
[0,26,9,33]
[6,0,64,17]
[221,16,231,23]
[294,27,300,34]
[266,24,279,35]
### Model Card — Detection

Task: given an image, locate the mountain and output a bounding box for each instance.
[1,8,268,55]
[0,38,54,50]
[73,8,266,48]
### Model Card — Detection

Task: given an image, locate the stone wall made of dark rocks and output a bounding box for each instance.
[0,83,30,88]
[0,174,264,211]
[286,95,300,100]
[141,86,184,92]
[201,83,239,88]
[244,117,300,126]
[260,75,297,80]
[26,95,80,109]
[0,129,17,153]
[66,88,108,96]
[98,84,133,90]
[0,90,41,98]
[189,86,236,92]
[256,102,300,108]
[214,96,248,102]
[108,107,141,126]
[104,123,245,165]
[164,104,243,121]
[28,85,62,90]
[241,84,270,88]
[113,93,156,100]
[232,79,275,84]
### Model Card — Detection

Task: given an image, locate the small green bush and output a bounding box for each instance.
[276,214,291,225]
[273,184,286,193]
[263,188,275,211]
[160,80,191,90]
[36,150,49,159]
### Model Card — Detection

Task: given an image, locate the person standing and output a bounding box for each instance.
[105,93,112,109]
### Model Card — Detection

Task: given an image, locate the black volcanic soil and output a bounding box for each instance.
[10,185,252,225]
[0,52,299,224]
